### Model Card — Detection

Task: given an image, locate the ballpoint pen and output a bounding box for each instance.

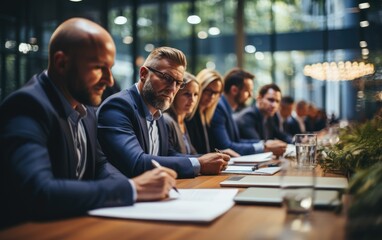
[151,159,180,194]
[215,148,222,153]
[252,161,281,170]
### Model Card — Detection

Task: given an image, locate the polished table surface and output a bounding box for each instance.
[0,170,346,240]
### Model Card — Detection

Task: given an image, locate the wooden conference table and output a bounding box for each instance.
[0,169,346,240]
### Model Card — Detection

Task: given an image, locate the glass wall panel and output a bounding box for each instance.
[244,51,273,94]
[195,0,236,36]
[109,7,134,89]
[244,0,272,34]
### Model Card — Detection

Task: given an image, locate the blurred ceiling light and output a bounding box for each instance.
[245,45,256,53]
[255,52,264,60]
[303,61,374,81]
[359,2,370,9]
[69,0,83,2]
[19,43,32,54]
[208,27,220,35]
[123,36,133,44]
[206,61,216,69]
[5,40,16,49]
[360,20,369,27]
[114,10,127,25]
[359,41,367,48]
[362,48,369,56]
[144,44,154,52]
[187,15,201,24]
[197,31,208,39]
[137,17,152,27]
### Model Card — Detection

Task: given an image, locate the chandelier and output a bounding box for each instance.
[303,61,375,81]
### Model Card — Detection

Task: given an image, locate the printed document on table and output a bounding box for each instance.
[222,166,281,175]
[229,152,273,165]
[88,189,238,223]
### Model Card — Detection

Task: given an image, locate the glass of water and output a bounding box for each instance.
[280,159,316,215]
[294,134,317,169]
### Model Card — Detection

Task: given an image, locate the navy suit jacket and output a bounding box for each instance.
[97,85,195,179]
[284,116,302,136]
[209,96,258,155]
[235,105,293,143]
[0,72,134,226]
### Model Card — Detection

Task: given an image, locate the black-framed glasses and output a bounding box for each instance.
[146,66,186,89]
[203,88,221,97]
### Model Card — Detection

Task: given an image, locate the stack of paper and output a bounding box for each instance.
[88,189,238,223]
[228,152,273,165]
[222,166,281,175]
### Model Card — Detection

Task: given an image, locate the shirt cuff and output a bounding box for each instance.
[128,179,137,202]
[189,157,201,176]
[253,140,265,153]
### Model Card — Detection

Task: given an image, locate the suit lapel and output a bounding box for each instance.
[129,87,150,152]
[40,74,77,178]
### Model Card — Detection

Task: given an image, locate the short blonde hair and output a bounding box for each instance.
[192,68,224,125]
[143,46,187,69]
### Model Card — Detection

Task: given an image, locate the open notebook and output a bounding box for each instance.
[88,189,238,223]
[222,166,281,175]
[234,187,341,208]
[220,175,348,190]
[229,152,273,165]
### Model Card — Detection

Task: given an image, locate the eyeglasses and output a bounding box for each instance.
[203,88,221,97]
[146,66,186,89]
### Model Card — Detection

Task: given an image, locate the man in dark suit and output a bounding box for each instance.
[274,96,294,135]
[209,68,286,156]
[97,47,229,179]
[0,18,176,227]
[290,100,309,135]
[235,84,292,150]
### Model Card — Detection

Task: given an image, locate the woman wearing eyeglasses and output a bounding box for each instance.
[186,69,239,156]
[164,72,200,155]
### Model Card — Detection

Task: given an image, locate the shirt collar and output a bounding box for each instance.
[45,71,87,123]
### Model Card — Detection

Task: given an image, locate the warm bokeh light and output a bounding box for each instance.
[303,61,375,81]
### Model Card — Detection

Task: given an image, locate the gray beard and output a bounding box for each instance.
[142,80,170,111]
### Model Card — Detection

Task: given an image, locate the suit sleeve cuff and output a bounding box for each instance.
[128,179,137,202]
[189,157,201,176]
[253,140,265,153]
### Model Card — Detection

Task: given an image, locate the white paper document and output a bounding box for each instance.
[284,144,296,158]
[222,166,281,175]
[88,189,238,223]
[229,152,273,165]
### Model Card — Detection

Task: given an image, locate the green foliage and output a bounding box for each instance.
[318,117,382,239]
[318,118,382,176]
[345,163,382,239]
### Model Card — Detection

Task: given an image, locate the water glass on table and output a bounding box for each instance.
[294,134,317,170]
[280,159,316,215]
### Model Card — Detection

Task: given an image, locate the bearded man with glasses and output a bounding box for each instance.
[97,47,229,179]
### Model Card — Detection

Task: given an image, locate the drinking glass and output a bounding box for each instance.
[280,159,316,215]
[294,134,317,169]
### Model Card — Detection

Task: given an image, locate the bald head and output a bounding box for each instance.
[47,18,116,107]
[48,18,114,69]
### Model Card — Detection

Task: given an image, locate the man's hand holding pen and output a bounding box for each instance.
[132,163,178,201]
[197,151,230,175]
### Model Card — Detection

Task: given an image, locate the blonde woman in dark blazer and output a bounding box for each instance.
[164,72,200,155]
[186,69,239,156]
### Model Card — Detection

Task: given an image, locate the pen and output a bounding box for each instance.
[151,159,180,194]
[252,161,281,170]
[215,148,222,153]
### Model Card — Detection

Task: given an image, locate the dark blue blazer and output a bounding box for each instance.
[0,72,134,226]
[97,85,195,179]
[209,96,258,155]
[284,116,303,136]
[235,105,293,143]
